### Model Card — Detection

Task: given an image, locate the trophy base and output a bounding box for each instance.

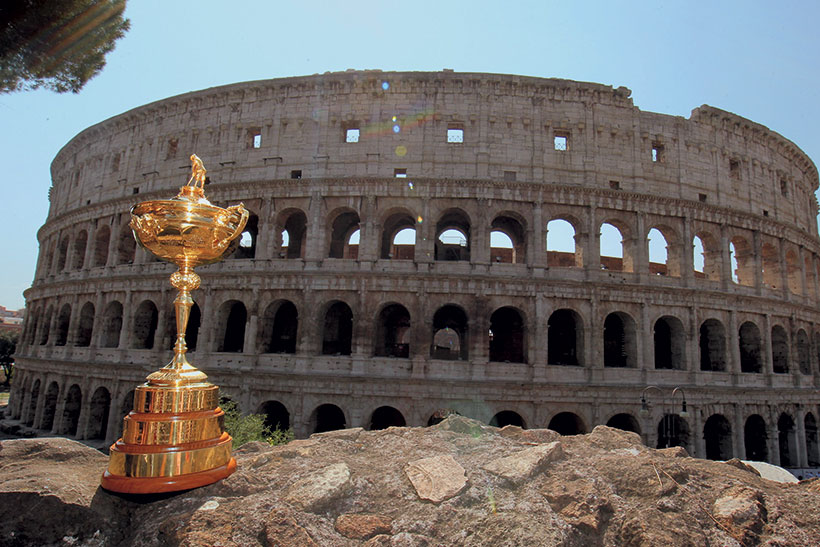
[101,458,237,494]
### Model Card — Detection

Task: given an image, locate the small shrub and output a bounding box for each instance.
[221,399,294,448]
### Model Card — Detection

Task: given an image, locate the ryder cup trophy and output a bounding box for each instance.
[101,154,249,494]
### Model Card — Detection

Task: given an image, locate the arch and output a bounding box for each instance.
[730,236,754,286]
[116,225,136,265]
[548,309,583,366]
[761,242,780,289]
[278,209,307,259]
[25,379,40,426]
[489,306,526,363]
[234,213,258,259]
[380,211,416,260]
[118,390,135,439]
[101,301,123,348]
[39,305,53,345]
[217,300,247,352]
[699,319,726,372]
[369,406,407,430]
[55,303,71,346]
[785,249,801,294]
[435,208,471,262]
[600,221,632,272]
[694,231,721,281]
[797,329,811,375]
[739,321,762,373]
[92,225,110,267]
[490,410,526,429]
[56,235,69,272]
[744,414,768,462]
[375,304,411,358]
[704,414,733,460]
[648,226,679,277]
[547,218,581,268]
[61,384,82,436]
[328,209,360,259]
[88,386,111,440]
[322,301,353,355]
[311,403,346,433]
[654,315,686,370]
[657,414,690,450]
[258,400,290,431]
[805,413,819,467]
[40,381,59,431]
[778,413,798,467]
[603,312,637,368]
[490,214,526,264]
[26,308,41,346]
[260,300,298,354]
[71,230,88,270]
[606,413,641,434]
[432,305,468,360]
[132,300,158,349]
[805,254,817,300]
[771,324,789,374]
[75,302,94,347]
[549,412,586,435]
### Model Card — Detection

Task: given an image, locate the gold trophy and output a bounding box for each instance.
[101,154,249,494]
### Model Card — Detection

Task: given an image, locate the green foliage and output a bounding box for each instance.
[0,0,131,94]
[221,399,294,449]
[0,330,17,386]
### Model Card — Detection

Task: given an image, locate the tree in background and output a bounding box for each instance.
[0,330,17,386]
[0,0,130,94]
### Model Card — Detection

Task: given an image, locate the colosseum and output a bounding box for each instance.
[6,70,820,475]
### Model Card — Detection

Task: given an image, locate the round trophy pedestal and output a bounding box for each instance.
[101,382,236,494]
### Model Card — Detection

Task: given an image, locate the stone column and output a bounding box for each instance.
[681,217,693,285]
[106,218,120,268]
[589,297,602,369]
[530,203,546,270]
[728,310,740,374]
[533,294,548,378]
[768,410,781,466]
[796,408,808,468]
[634,212,647,280]
[51,382,67,434]
[245,292,260,355]
[119,290,135,349]
[799,246,809,298]
[692,407,704,459]
[304,191,324,265]
[472,199,490,266]
[733,405,746,459]
[82,224,94,270]
[763,314,774,375]
[91,292,107,348]
[720,224,731,290]
[779,237,789,300]
[639,303,651,370]
[416,198,434,265]
[75,390,93,439]
[752,230,763,294]
[66,295,81,346]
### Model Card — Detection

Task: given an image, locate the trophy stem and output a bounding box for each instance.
[172,278,194,365]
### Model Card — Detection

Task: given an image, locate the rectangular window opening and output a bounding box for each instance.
[554,134,568,151]
[763,210,769,217]
[345,127,360,143]
[780,179,788,197]
[503,171,516,182]
[290,170,302,179]
[729,159,740,179]
[698,193,707,202]
[609,180,620,190]
[132,187,140,195]
[447,127,464,143]
[651,143,664,163]
[394,168,407,178]
[252,133,262,149]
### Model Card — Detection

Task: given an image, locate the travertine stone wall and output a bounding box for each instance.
[9,71,820,470]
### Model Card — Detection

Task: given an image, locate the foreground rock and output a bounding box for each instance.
[1,417,819,546]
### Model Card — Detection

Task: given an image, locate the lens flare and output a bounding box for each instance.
[395,145,407,157]
[382,81,390,90]
[393,125,401,133]
[417,216,424,223]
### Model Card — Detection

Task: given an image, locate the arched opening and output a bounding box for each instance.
[699,319,726,371]
[92,225,110,267]
[118,390,135,439]
[600,222,631,272]
[375,304,411,358]
[547,218,581,268]
[730,237,754,286]
[490,215,526,264]
[603,312,637,368]
[771,325,789,374]
[260,300,298,354]
[805,255,816,300]
[116,226,136,265]
[56,235,69,272]
[311,403,346,433]
[328,210,360,259]
[648,227,679,277]
[778,413,798,467]
[132,300,158,349]
[88,386,111,440]
[369,406,406,430]
[797,329,811,375]
[55,304,71,346]
[435,209,470,262]
[657,414,690,450]
[606,413,640,434]
[704,414,733,460]
[258,400,290,431]
[489,306,526,363]
[61,384,82,436]
[427,409,454,426]
[490,411,526,429]
[40,382,59,431]
[278,210,307,259]
[26,309,41,346]
[432,305,468,360]
[761,242,780,289]
[693,232,721,281]
[744,414,768,462]
[71,230,87,270]
[75,302,94,347]
[785,250,801,294]
[548,309,583,366]
[380,212,416,260]
[218,300,247,352]
[654,316,685,370]
[549,412,586,435]
[805,413,819,467]
[322,301,353,355]
[739,321,762,373]
[101,301,123,348]
[26,379,40,426]
[39,306,53,345]
[234,213,258,259]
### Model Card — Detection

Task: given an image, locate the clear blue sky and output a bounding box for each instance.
[1,0,818,310]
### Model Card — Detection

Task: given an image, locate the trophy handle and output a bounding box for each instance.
[225,204,249,243]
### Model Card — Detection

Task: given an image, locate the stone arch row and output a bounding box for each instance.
[35,204,820,301]
[22,293,820,376]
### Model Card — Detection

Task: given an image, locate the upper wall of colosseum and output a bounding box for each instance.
[45,70,819,236]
